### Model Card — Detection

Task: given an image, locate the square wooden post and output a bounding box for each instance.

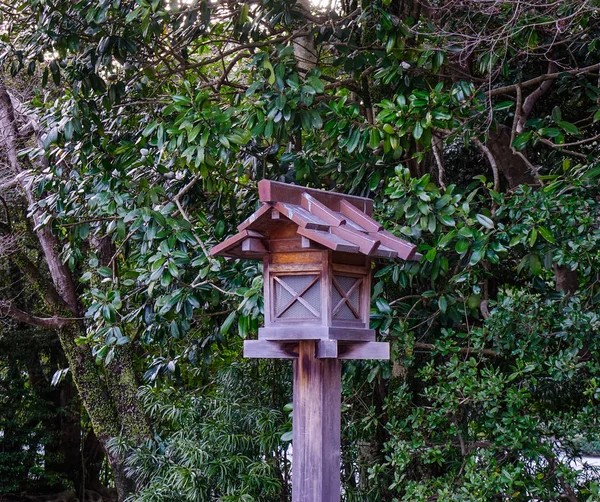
[211,181,421,502]
[293,341,342,502]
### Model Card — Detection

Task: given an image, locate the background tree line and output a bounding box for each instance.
[0,0,599,500]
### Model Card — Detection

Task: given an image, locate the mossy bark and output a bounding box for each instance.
[0,81,150,502]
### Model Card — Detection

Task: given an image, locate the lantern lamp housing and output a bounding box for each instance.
[210,181,421,345]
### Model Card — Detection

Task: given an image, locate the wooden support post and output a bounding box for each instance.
[293,341,341,502]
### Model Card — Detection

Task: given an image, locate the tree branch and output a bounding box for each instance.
[414,342,499,358]
[0,300,73,329]
[471,137,500,191]
[517,61,558,133]
[0,80,81,315]
[487,62,600,97]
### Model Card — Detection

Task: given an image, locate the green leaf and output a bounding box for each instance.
[367,366,380,383]
[512,131,532,150]
[552,106,562,122]
[376,297,391,313]
[102,304,116,323]
[438,214,455,227]
[469,247,485,266]
[557,121,579,135]
[346,129,360,153]
[382,123,395,135]
[307,76,324,93]
[413,121,423,140]
[529,253,542,276]
[438,296,447,313]
[528,227,538,247]
[263,60,275,85]
[538,226,555,244]
[493,101,514,111]
[455,239,469,254]
[476,214,494,229]
[98,266,112,277]
[220,311,236,335]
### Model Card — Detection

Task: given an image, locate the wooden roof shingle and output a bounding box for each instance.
[210,180,422,262]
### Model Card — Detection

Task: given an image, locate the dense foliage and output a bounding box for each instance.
[1,0,600,500]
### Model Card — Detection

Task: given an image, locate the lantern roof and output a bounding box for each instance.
[210,180,421,261]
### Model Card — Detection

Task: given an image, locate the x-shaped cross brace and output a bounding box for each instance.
[274,275,320,318]
[331,276,362,319]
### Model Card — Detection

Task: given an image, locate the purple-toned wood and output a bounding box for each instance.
[209,230,251,256]
[297,227,360,254]
[339,199,383,232]
[273,202,330,231]
[371,244,398,259]
[259,326,330,340]
[338,341,389,360]
[293,341,341,502]
[301,193,346,226]
[316,340,338,358]
[331,226,380,255]
[241,238,267,253]
[316,340,390,360]
[237,203,273,231]
[371,230,419,260]
[258,326,375,341]
[327,327,374,341]
[259,179,373,215]
[244,340,298,358]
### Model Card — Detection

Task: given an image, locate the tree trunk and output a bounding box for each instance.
[0,80,150,501]
[486,126,539,188]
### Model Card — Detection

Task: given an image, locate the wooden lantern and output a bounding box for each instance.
[210,180,420,502]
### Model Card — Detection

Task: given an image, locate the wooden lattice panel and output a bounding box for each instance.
[274,274,321,320]
[332,275,362,321]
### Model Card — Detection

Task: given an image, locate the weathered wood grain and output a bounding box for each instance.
[338,342,390,360]
[259,179,373,214]
[244,340,298,358]
[293,341,341,502]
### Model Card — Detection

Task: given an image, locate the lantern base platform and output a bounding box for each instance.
[244,339,389,360]
[258,326,375,342]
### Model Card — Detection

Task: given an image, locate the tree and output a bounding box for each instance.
[1,0,599,500]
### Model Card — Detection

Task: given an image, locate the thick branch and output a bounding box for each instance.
[487,63,600,97]
[0,80,80,315]
[0,300,72,329]
[517,61,558,133]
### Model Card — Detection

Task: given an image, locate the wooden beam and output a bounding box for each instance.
[301,193,346,226]
[273,202,330,231]
[244,340,298,358]
[297,227,360,254]
[339,199,382,232]
[293,341,341,502]
[259,326,375,342]
[316,340,338,358]
[241,238,267,253]
[331,226,380,255]
[258,179,373,214]
[338,342,389,360]
[370,230,418,261]
[237,203,273,231]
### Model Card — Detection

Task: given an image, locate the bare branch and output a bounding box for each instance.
[471,137,500,191]
[431,134,447,190]
[517,61,558,133]
[0,300,73,329]
[414,342,499,358]
[537,137,589,159]
[488,62,600,97]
